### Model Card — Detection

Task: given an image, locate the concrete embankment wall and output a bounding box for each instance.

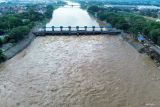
[4,32,35,60]
[2,20,48,61]
[121,32,160,66]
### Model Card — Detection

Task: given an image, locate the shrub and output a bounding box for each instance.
[0,38,3,46]
[149,29,160,44]
[0,49,5,62]
[9,26,30,43]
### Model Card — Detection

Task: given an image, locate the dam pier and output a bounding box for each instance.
[34,26,121,36]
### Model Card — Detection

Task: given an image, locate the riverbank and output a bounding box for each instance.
[4,29,35,60]
[1,21,47,61]
[87,5,160,67]
[121,31,160,67]
[121,32,144,52]
[0,3,56,63]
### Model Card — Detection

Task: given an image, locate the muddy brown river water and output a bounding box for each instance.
[0,1,160,107]
[0,36,160,107]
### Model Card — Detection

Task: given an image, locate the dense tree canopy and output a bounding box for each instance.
[88,6,160,46]
[150,29,160,45]
[0,4,55,62]
[88,6,100,13]
[0,4,55,46]
[45,5,54,18]
[9,26,30,43]
[0,15,23,31]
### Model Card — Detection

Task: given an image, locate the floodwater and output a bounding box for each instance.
[46,1,101,31]
[46,1,99,27]
[0,1,160,107]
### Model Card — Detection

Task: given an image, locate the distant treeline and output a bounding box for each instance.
[88,6,160,46]
[76,0,160,6]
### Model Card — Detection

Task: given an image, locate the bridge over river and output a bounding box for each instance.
[34,26,121,36]
[0,1,160,107]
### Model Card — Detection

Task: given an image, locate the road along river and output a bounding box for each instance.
[0,1,160,107]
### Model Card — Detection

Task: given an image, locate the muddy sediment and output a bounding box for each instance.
[0,36,160,107]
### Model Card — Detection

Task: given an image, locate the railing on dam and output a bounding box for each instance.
[55,4,80,6]
[33,26,122,36]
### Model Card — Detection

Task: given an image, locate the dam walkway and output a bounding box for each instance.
[33,26,121,36]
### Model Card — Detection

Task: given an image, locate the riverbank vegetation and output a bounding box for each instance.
[76,0,160,7]
[0,4,55,62]
[0,49,5,62]
[88,6,160,46]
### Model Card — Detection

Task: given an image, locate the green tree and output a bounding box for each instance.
[9,26,30,43]
[88,5,100,12]
[97,12,107,21]
[45,5,54,19]
[0,38,3,46]
[157,36,160,46]
[0,15,23,31]
[0,49,5,62]
[88,5,100,15]
[7,16,23,29]
[115,17,130,31]
[149,29,160,44]
[0,29,5,35]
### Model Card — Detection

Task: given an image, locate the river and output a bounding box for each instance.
[46,1,100,28]
[0,1,160,107]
